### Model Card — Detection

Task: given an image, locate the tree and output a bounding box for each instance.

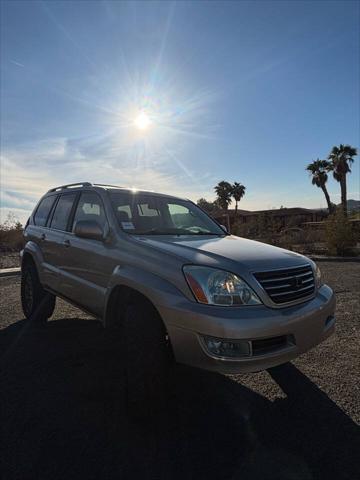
[231,182,246,218]
[214,181,233,210]
[197,198,219,214]
[306,159,334,214]
[328,144,357,216]
[1,212,22,231]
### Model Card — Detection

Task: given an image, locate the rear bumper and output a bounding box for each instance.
[158,285,336,374]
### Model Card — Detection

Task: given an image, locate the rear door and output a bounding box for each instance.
[46,192,78,291]
[30,194,59,289]
[58,191,114,316]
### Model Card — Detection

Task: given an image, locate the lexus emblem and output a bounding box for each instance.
[293,276,303,289]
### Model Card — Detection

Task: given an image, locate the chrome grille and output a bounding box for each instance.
[254,264,315,305]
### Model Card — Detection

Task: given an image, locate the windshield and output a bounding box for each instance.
[110,192,225,236]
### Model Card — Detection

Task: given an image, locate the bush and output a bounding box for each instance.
[232,214,282,239]
[232,213,359,257]
[325,211,356,256]
[0,213,24,252]
[232,220,254,237]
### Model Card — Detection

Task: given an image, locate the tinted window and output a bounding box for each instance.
[34,195,57,227]
[72,192,108,231]
[50,193,77,231]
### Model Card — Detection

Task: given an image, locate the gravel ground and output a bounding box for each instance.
[1,262,359,480]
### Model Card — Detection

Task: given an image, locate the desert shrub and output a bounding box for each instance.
[0,213,24,252]
[232,214,282,239]
[280,228,305,243]
[232,214,357,257]
[325,211,356,256]
[304,228,326,244]
[232,220,256,237]
[263,226,330,254]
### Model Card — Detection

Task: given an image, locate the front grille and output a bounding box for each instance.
[254,264,315,305]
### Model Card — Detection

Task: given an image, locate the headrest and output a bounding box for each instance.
[117,210,130,223]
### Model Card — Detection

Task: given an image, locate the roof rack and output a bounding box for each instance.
[47,182,92,193]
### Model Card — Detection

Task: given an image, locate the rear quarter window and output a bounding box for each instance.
[34,195,57,227]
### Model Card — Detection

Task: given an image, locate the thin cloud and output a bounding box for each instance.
[10,60,24,68]
[0,136,213,221]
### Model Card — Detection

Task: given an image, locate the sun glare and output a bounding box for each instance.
[134,111,151,130]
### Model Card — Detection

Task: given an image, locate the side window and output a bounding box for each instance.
[50,193,77,231]
[72,192,108,231]
[34,196,57,227]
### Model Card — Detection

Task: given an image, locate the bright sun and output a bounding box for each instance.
[134,111,151,130]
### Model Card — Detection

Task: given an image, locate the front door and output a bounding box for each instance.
[59,191,114,317]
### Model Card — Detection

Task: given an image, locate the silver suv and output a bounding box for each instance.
[21,182,335,397]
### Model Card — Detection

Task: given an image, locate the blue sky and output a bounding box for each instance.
[1,0,359,223]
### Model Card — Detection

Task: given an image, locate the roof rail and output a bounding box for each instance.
[93,183,124,189]
[47,182,92,193]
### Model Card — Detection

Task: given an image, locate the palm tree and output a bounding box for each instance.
[328,144,357,216]
[214,181,233,210]
[306,159,334,214]
[231,182,246,218]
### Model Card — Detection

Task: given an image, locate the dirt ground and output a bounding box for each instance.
[1,262,359,480]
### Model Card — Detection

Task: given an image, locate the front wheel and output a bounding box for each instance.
[21,262,56,325]
[123,299,173,416]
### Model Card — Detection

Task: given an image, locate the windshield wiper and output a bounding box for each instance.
[133,228,182,235]
[133,228,224,236]
[190,232,224,236]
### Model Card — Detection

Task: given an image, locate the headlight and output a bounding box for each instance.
[183,266,262,306]
[314,263,322,289]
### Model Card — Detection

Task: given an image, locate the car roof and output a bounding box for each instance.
[46,182,188,202]
[105,187,187,201]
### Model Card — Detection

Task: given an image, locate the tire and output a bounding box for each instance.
[123,298,173,417]
[21,261,56,325]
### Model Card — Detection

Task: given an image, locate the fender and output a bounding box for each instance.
[22,242,45,278]
[103,264,186,327]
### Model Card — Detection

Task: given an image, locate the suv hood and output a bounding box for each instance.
[135,234,310,272]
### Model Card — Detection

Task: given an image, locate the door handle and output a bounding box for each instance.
[40,233,46,241]
[63,239,71,247]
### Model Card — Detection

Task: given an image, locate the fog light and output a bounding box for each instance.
[203,336,251,358]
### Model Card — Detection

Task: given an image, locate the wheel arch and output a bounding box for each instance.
[104,284,162,329]
[103,265,186,329]
[21,242,43,271]
[21,251,36,269]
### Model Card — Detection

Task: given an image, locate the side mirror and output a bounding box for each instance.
[220,224,229,233]
[74,220,104,241]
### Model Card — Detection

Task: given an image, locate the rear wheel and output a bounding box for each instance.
[21,261,56,325]
[123,298,173,417]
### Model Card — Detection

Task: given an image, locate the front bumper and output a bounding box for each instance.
[159,285,336,374]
